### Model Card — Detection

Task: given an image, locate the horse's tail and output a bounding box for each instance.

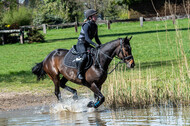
[32,61,46,81]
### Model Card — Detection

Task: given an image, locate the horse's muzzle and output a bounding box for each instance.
[126,58,135,68]
[130,61,135,68]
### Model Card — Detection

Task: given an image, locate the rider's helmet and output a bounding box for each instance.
[85,9,97,19]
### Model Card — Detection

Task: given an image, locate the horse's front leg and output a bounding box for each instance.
[87,83,105,108]
[94,85,102,101]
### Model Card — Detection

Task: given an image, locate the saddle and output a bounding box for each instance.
[63,45,93,70]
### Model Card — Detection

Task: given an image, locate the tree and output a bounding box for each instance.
[32,0,81,24]
[0,0,18,10]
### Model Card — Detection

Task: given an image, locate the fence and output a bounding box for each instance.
[20,18,142,34]
[0,29,24,45]
[1,14,187,45]
[27,15,181,34]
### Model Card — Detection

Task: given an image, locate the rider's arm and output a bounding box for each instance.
[83,24,97,46]
[94,27,101,45]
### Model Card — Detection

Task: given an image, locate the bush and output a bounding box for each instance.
[27,28,45,43]
[0,23,4,30]
[43,14,63,25]
[32,12,44,26]
[33,12,64,26]
[33,0,80,24]
[2,7,33,29]
[118,9,129,19]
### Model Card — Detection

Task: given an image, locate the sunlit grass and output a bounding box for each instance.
[0,18,189,107]
[102,19,190,108]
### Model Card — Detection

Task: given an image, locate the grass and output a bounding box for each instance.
[102,19,190,108]
[0,18,189,107]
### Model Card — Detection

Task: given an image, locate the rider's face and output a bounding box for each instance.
[91,14,97,22]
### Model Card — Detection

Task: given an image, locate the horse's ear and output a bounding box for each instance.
[124,36,128,42]
[124,36,132,42]
[129,36,132,40]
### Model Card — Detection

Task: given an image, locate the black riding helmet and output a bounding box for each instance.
[85,9,97,19]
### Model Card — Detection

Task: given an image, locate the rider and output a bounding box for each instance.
[76,9,102,80]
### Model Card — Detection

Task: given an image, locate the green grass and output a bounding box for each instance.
[0,18,189,107]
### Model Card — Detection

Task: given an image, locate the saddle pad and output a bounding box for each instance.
[64,49,78,68]
[63,48,93,69]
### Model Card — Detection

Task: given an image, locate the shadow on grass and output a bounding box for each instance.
[46,28,189,43]
[139,59,180,69]
[113,58,185,72]
[0,70,40,84]
[46,37,77,43]
[1,58,187,83]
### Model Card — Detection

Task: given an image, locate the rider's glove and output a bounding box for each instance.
[95,44,101,48]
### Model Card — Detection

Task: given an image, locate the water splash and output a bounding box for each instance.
[49,97,96,113]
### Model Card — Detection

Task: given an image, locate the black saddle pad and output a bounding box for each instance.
[63,47,93,69]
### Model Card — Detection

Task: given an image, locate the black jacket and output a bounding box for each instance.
[78,20,101,46]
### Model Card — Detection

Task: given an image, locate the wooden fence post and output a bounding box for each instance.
[74,22,78,32]
[19,29,24,44]
[1,34,5,45]
[107,20,110,29]
[42,24,47,34]
[172,14,175,24]
[140,17,143,27]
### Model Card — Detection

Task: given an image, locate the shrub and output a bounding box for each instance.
[27,28,45,43]
[43,14,63,25]
[2,7,33,29]
[117,5,129,19]
[33,0,81,24]
[32,12,44,26]
[32,12,64,26]
[118,9,129,19]
[0,23,4,30]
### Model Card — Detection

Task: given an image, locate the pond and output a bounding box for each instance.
[0,98,190,126]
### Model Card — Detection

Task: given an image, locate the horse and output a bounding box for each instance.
[32,36,135,108]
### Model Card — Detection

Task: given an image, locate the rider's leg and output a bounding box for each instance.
[77,54,87,80]
[76,41,87,80]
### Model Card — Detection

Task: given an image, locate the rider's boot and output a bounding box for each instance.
[77,59,85,80]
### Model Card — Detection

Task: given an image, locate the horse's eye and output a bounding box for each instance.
[125,47,129,51]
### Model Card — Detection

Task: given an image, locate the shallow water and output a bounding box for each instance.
[0,98,190,126]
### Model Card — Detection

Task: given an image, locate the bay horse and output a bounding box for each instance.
[32,36,135,108]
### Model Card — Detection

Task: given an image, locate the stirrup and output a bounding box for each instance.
[77,73,84,80]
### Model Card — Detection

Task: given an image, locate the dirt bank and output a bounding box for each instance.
[0,92,56,111]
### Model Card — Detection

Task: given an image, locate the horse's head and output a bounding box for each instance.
[117,36,135,68]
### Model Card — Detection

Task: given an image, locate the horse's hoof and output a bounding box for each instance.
[73,95,78,101]
[58,99,63,103]
[87,101,94,108]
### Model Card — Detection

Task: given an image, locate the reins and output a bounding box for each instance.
[95,38,133,74]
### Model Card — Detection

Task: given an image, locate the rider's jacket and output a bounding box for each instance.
[78,20,101,46]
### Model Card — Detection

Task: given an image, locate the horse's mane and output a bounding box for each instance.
[101,38,120,48]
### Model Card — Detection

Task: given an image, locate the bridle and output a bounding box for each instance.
[96,38,133,74]
[119,38,133,63]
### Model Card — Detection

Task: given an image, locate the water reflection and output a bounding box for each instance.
[50,111,107,125]
[107,107,190,125]
[0,106,190,125]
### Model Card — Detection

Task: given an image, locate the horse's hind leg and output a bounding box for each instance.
[49,75,62,101]
[60,77,78,100]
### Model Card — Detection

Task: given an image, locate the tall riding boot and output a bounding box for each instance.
[77,60,85,80]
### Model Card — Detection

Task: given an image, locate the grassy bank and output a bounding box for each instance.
[103,19,190,108]
[0,18,189,107]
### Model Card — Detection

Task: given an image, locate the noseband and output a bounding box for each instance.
[96,38,133,74]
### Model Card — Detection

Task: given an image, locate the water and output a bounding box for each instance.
[0,98,190,126]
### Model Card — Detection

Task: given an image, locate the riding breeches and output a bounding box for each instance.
[76,40,88,61]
